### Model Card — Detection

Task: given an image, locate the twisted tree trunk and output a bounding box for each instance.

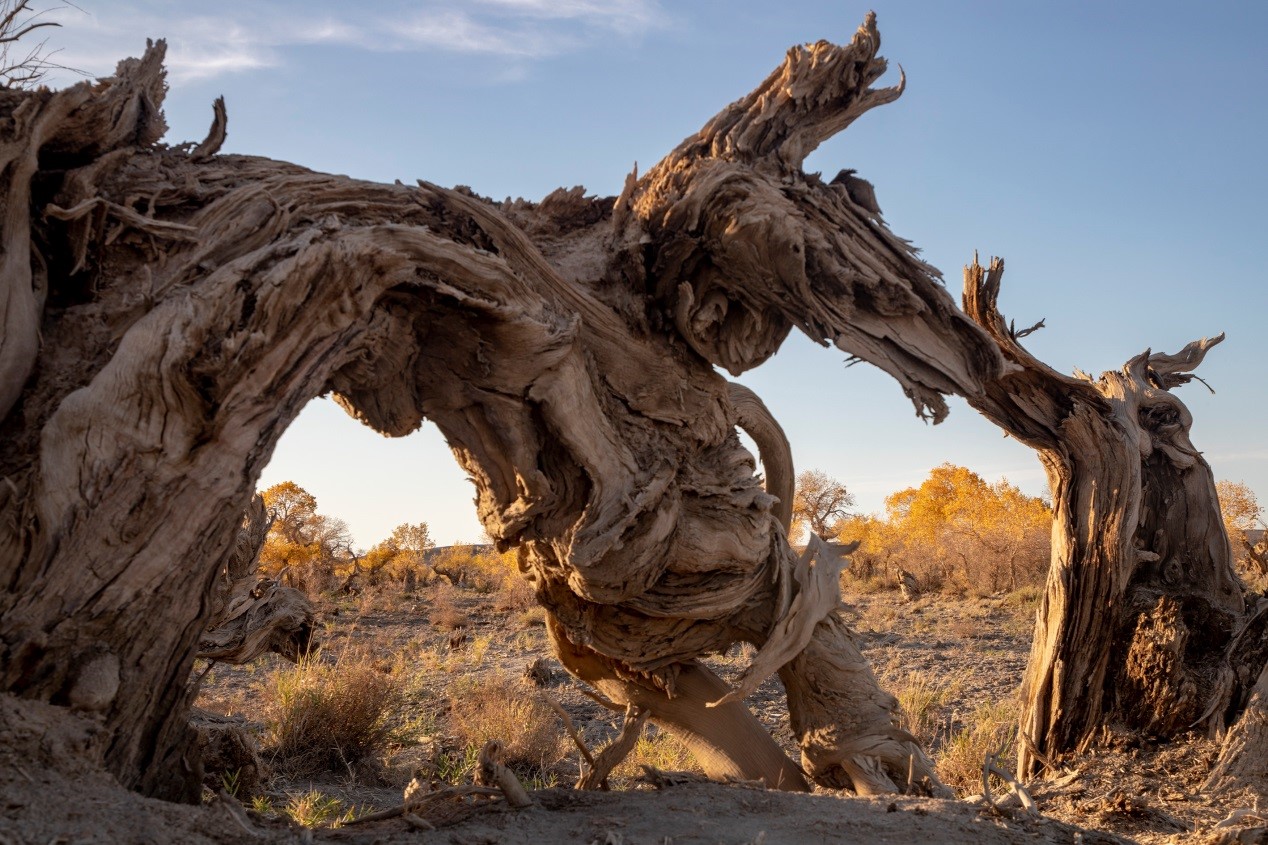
[961,257,1255,778]
[0,18,1000,800]
[7,17,1252,805]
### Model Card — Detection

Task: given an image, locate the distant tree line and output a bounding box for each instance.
[256,481,519,596]
[793,467,1265,598]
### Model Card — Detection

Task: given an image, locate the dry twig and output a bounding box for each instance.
[475,739,533,808]
[577,705,648,790]
[982,753,1039,818]
[342,785,502,826]
[544,694,596,768]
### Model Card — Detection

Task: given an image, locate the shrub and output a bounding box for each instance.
[264,650,402,778]
[888,670,959,749]
[426,582,468,630]
[443,672,565,774]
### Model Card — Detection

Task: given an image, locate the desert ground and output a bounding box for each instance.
[7,564,1249,845]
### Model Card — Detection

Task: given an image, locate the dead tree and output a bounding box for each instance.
[961,257,1261,778]
[198,495,315,665]
[0,19,1008,800]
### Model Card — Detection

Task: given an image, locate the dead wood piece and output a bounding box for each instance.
[191,95,228,161]
[402,813,435,831]
[577,705,648,790]
[962,256,1244,779]
[549,619,808,791]
[198,496,314,665]
[1207,661,1268,790]
[1215,809,1268,830]
[544,695,596,770]
[344,784,503,826]
[476,739,533,808]
[896,568,920,602]
[193,708,266,799]
[982,753,1039,819]
[197,577,315,664]
[711,534,854,708]
[728,381,794,534]
[216,790,263,839]
[1205,828,1268,845]
[1,16,1021,801]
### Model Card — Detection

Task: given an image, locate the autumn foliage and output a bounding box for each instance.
[830,464,1052,595]
[1216,479,1266,587]
[256,481,525,600]
[258,481,354,593]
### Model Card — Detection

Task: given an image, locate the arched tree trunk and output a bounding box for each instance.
[960,257,1254,778]
[0,19,1003,800]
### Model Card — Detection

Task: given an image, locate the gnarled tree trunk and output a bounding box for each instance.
[0,18,1000,801]
[960,257,1254,778]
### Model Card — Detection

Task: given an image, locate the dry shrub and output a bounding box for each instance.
[936,699,1019,795]
[264,651,402,778]
[426,582,468,630]
[493,573,536,613]
[444,672,565,771]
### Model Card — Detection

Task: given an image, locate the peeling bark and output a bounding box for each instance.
[961,257,1246,777]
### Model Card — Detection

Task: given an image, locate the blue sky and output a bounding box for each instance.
[44,2,1268,546]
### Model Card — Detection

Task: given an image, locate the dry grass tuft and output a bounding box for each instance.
[612,724,699,782]
[444,671,566,773]
[888,670,960,749]
[936,699,1019,795]
[517,605,547,627]
[280,789,356,827]
[264,650,403,778]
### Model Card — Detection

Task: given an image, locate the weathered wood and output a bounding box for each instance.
[18,13,1249,803]
[474,739,532,808]
[1207,661,1268,790]
[961,257,1244,777]
[576,705,649,790]
[191,707,265,799]
[548,616,810,792]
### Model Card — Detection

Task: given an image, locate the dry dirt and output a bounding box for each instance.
[3,586,1266,844]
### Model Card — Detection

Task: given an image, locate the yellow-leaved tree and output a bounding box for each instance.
[362,522,435,587]
[1216,480,1264,583]
[879,463,1051,593]
[834,514,904,586]
[258,481,352,593]
[791,469,855,543]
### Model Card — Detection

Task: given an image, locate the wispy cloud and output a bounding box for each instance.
[38,0,668,85]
